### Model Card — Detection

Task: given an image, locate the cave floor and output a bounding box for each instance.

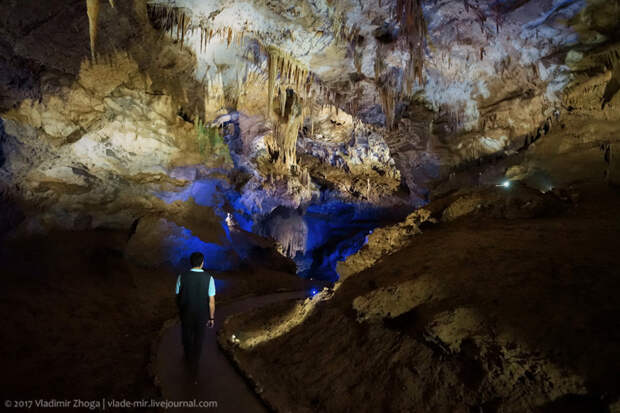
[155,291,306,412]
[222,183,620,413]
[0,230,310,402]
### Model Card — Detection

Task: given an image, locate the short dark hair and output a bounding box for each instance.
[190,252,204,268]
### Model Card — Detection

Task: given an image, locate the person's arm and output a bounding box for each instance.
[208,296,215,327]
[207,276,216,328]
[175,275,181,309]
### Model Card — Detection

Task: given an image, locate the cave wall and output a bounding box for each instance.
[1,0,619,271]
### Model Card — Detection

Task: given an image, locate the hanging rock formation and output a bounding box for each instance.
[86,0,100,62]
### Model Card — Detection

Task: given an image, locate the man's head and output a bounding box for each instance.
[190,252,204,269]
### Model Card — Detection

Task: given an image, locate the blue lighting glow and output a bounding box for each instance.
[155,171,256,265]
[154,167,408,281]
[157,173,254,233]
[166,226,236,271]
[291,200,407,282]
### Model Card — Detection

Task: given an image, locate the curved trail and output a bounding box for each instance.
[155,291,305,412]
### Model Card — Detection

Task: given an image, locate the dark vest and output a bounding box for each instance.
[177,270,210,318]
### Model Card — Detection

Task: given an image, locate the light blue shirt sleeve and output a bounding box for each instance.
[208,276,216,297]
[175,275,181,294]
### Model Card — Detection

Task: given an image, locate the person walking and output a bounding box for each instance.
[175,252,216,381]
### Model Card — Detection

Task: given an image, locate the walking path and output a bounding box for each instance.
[155,291,306,412]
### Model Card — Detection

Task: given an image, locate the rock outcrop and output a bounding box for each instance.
[219,183,620,413]
[336,208,434,280]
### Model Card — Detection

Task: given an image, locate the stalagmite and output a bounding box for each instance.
[86,0,100,62]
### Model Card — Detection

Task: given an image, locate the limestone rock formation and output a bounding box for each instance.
[2,0,618,260]
[439,183,566,222]
[2,0,620,408]
[125,215,234,270]
[336,208,434,280]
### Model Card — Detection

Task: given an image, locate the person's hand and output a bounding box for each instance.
[207,319,215,328]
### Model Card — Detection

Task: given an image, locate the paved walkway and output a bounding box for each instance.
[155,291,305,412]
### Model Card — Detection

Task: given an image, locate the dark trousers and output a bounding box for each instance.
[180,312,206,373]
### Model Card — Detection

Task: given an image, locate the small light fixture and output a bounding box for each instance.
[499,180,511,188]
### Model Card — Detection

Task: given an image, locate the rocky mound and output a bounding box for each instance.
[220,183,620,412]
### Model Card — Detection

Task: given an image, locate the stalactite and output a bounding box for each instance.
[379,85,397,130]
[287,61,293,83]
[283,58,289,83]
[265,46,314,122]
[492,3,502,33]
[86,0,100,62]
[310,108,315,138]
[262,46,330,174]
[353,48,363,73]
[200,24,204,52]
[267,49,278,116]
[142,6,354,150]
[279,87,287,121]
[169,9,174,37]
[204,70,226,120]
[396,0,428,91]
[146,4,181,38]
[272,89,304,171]
[180,12,186,47]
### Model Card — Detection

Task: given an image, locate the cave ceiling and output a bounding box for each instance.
[145,0,617,133]
[0,0,618,250]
